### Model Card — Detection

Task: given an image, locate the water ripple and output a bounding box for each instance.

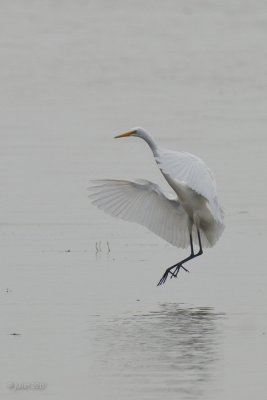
[90,303,225,400]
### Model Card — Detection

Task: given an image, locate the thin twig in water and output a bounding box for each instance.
[107,241,110,253]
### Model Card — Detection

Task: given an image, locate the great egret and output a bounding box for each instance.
[89,127,225,285]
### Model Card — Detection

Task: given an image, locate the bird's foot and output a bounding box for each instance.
[171,264,189,278]
[157,267,176,286]
[157,264,190,286]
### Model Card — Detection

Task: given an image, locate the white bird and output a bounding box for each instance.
[89,127,225,285]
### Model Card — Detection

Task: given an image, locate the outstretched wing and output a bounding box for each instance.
[88,179,189,248]
[156,150,223,223]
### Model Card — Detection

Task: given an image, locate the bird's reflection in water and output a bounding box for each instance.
[92,303,225,400]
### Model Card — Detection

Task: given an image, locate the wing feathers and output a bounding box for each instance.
[156,150,223,223]
[89,179,189,248]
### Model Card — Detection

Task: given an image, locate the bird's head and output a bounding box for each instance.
[114,127,157,153]
[114,127,147,140]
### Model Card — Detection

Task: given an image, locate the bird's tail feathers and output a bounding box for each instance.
[193,220,225,248]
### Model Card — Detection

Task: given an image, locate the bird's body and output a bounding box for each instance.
[89,128,224,285]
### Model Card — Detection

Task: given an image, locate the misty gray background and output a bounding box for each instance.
[0,1,266,399]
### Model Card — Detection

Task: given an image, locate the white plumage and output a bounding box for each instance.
[89,127,225,285]
[89,179,189,248]
[155,150,222,224]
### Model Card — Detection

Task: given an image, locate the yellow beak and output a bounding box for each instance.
[114,129,136,139]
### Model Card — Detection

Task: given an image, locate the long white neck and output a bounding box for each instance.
[138,130,159,156]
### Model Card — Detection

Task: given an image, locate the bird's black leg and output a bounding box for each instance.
[197,228,203,255]
[157,234,194,286]
[172,233,194,278]
[157,230,203,286]
[172,229,203,277]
